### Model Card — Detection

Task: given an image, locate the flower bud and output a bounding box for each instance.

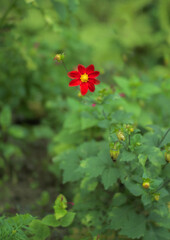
[142,181,150,189]
[130,127,134,132]
[126,124,134,134]
[110,149,120,161]
[117,131,125,141]
[165,152,170,163]
[154,194,160,201]
[54,53,64,62]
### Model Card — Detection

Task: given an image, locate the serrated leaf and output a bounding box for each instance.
[141,192,152,206]
[85,156,105,178]
[124,180,144,196]
[42,215,60,227]
[138,154,147,167]
[110,206,146,239]
[30,220,50,240]
[120,151,136,162]
[54,194,68,220]
[112,193,127,207]
[60,212,76,227]
[101,168,119,190]
[119,212,146,239]
[148,147,165,166]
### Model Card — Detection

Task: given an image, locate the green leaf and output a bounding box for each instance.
[141,192,152,206]
[124,180,144,196]
[110,207,146,239]
[120,151,136,162]
[30,220,50,240]
[85,157,105,178]
[112,193,127,207]
[54,194,68,220]
[42,214,60,227]
[148,147,165,166]
[138,154,147,167]
[101,168,119,190]
[98,119,110,129]
[0,106,12,130]
[8,125,26,139]
[60,212,76,227]
[119,212,146,239]
[59,150,81,183]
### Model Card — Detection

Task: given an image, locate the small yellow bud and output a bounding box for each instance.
[130,127,134,133]
[168,202,170,212]
[142,181,150,189]
[154,194,160,201]
[54,53,64,62]
[54,54,61,61]
[165,152,170,163]
[117,131,125,141]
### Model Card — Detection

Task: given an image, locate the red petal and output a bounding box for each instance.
[89,78,100,85]
[88,82,95,92]
[78,64,86,74]
[69,79,81,87]
[88,71,100,78]
[80,82,88,95]
[86,64,94,74]
[68,71,80,79]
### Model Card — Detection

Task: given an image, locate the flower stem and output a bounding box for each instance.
[128,134,131,145]
[62,60,69,73]
[158,128,170,147]
[152,179,170,194]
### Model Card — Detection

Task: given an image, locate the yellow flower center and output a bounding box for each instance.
[80,73,88,82]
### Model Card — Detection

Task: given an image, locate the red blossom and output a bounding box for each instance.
[68,64,100,96]
[92,103,96,107]
[119,93,126,98]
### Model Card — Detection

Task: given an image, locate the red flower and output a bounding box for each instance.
[68,64,100,96]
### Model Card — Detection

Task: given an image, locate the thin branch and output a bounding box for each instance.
[152,179,170,194]
[157,128,170,147]
[62,60,69,73]
[102,109,107,119]
[128,134,131,145]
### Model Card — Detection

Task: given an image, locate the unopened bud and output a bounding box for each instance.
[126,124,134,133]
[110,149,120,161]
[142,181,150,189]
[154,194,160,201]
[54,53,64,62]
[130,127,134,132]
[165,152,170,163]
[117,131,125,141]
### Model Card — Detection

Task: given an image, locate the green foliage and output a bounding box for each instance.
[0,214,34,240]
[0,194,76,240]
[0,0,170,240]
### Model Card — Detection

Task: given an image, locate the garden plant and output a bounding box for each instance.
[0,0,170,240]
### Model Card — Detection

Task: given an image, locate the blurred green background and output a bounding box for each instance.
[0,0,170,239]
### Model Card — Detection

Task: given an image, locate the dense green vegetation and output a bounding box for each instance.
[0,0,170,239]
